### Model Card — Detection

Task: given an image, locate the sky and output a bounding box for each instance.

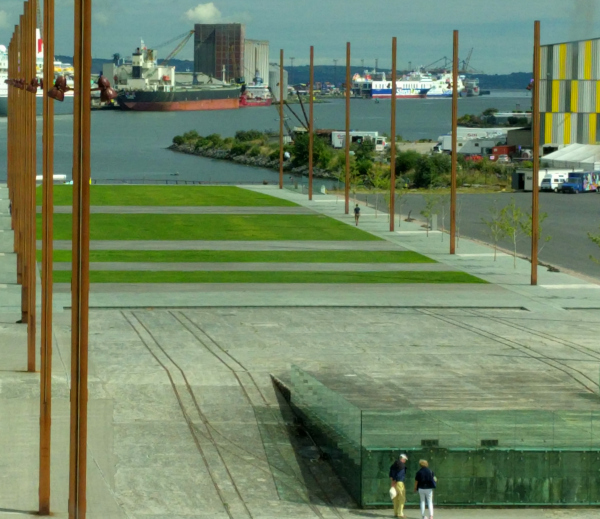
[0,0,598,74]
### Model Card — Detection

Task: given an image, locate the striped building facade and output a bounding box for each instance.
[541,38,600,146]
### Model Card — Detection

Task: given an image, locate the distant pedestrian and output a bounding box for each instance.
[414,459,436,519]
[389,454,408,518]
[353,203,360,226]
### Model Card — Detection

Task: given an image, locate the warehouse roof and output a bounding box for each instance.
[541,143,600,169]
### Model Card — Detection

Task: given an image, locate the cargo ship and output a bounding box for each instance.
[110,42,239,112]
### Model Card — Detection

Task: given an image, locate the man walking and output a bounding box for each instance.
[354,203,360,226]
[389,453,408,518]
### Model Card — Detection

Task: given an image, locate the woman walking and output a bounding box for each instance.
[389,454,408,518]
[414,459,436,519]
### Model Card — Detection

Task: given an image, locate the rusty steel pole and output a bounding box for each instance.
[390,37,397,232]
[68,0,92,515]
[450,30,459,254]
[7,37,14,231]
[531,21,541,286]
[39,0,55,511]
[279,49,284,189]
[344,42,350,214]
[26,0,37,375]
[308,46,314,201]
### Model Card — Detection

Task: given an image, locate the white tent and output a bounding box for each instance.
[541,144,600,170]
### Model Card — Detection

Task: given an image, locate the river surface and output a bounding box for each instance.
[0,90,531,183]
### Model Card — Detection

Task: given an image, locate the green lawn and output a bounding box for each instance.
[40,250,435,264]
[52,270,485,284]
[38,214,381,241]
[35,185,299,207]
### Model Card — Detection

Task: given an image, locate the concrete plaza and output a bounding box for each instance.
[0,184,599,518]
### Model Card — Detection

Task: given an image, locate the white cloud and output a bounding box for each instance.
[93,12,110,26]
[185,3,222,24]
[0,10,10,29]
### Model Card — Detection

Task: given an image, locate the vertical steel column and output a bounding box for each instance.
[450,30,459,254]
[7,37,14,230]
[68,0,92,515]
[531,21,541,285]
[278,49,284,189]
[18,15,29,329]
[39,0,55,511]
[13,25,24,288]
[308,46,314,201]
[344,43,350,214]
[26,0,37,374]
[389,37,397,232]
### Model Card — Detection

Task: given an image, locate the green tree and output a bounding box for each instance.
[499,198,525,268]
[414,154,451,188]
[521,210,552,255]
[368,167,389,218]
[482,107,499,116]
[588,228,600,263]
[395,150,421,176]
[481,202,505,260]
[292,133,331,168]
[420,192,440,237]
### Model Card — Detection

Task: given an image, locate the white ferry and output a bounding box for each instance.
[426,72,466,98]
[352,70,432,99]
[0,29,74,117]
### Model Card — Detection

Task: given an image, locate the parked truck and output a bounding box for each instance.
[560,171,600,193]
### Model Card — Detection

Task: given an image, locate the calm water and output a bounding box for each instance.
[0,90,531,183]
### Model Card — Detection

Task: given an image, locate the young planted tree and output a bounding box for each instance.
[420,192,440,237]
[499,198,525,268]
[368,167,389,218]
[437,194,450,242]
[395,182,409,228]
[521,210,552,257]
[588,229,600,263]
[481,202,505,260]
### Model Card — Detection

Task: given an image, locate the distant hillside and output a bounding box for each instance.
[56,56,532,91]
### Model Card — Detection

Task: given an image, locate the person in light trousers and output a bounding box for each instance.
[414,459,436,519]
[389,453,408,517]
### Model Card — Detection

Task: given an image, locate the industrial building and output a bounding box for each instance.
[244,39,269,84]
[194,23,245,82]
[540,37,600,148]
[268,64,288,102]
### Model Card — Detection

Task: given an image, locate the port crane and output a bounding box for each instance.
[423,49,483,74]
[155,30,194,67]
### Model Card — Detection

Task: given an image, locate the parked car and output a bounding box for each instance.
[497,154,511,164]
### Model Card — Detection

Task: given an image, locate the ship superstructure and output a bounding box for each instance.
[352,70,432,99]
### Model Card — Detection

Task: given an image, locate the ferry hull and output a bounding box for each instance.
[117,88,240,112]
[372,90,429,99]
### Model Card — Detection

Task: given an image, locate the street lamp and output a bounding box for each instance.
[333,58,338,88]
[290,56,295,85]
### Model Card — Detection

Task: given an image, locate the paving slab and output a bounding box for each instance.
[53,261,458,272]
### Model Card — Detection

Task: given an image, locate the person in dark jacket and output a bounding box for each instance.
[389,453,408,517]
[414,459,436,519]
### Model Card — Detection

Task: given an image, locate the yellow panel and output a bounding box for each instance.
[552,80,560,112]
[564,113,571,144]
[571,80,578,112]
[590,113,597,144]
[545,113,553,143]
[558,44,567,79]
[585,40,593,80]
[596,81,600,112]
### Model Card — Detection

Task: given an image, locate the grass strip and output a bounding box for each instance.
[39,250,435,263]
[52,270,485,284]
[38,214,381,241]
[36,185,298,207]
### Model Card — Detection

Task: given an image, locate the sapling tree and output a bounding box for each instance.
[499,198,524,268]
[368,167,389,218]
[420,192,440,237]
[437,194,450,242]
[481,202,505,260]
[520,210,552,257]
[588,229,600,263]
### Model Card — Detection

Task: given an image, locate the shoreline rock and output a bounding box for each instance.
[168,143,337,179]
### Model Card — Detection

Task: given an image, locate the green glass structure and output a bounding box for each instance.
[289,366,600,507]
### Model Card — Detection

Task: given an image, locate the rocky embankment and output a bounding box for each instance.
[168,143,336,179]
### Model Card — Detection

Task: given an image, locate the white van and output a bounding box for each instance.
[540,173,567,192]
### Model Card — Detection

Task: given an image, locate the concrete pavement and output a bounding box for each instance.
[1,183,600,518]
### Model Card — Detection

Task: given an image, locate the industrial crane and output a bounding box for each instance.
[158,30,194,67]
